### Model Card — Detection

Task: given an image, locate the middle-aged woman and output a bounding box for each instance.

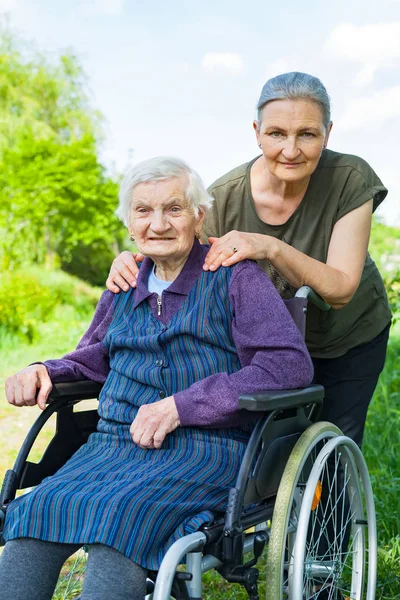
[0,157,313,600]
[106,72,392,450]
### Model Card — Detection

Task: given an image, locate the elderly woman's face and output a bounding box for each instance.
[128,178,204,262]
[255,99,331,183]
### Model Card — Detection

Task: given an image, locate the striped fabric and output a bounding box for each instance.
[4,266,250,569]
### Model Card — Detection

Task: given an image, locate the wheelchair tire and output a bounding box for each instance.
[265,421,376,600]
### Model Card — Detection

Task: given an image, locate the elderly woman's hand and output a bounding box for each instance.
[203,231,272,271]
[5,365,53,411]
[106,251,144,293]
[130,396,180,449]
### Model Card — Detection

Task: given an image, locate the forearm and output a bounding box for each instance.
[174,347,313,428]
[265,236,357,309]
[43,351,109,384]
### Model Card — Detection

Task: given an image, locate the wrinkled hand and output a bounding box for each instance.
[130,396,180,449]
[106,251,144,293]
[5,364,53,410]
[203,231,270,272]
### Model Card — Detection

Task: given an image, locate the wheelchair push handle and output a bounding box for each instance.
[295,285,331,312]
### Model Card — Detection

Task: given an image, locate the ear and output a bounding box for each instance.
[195,207,206,233]
[253,120,261,147]
[324,121,333,147]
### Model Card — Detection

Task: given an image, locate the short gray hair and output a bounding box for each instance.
[116,156,214,226]
[256,72,331,131]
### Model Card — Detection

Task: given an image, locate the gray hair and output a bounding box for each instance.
[256,72,331,131]
[116,156,214,226]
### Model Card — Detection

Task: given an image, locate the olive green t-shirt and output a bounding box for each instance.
[203,149,392,359]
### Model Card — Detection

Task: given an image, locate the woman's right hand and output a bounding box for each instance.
[5,364,53,410]
[106,252,144,293]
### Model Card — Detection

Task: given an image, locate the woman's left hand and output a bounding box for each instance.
[130,396,180,449]
[203,231,271,271]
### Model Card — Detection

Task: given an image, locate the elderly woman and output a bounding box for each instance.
[107,72,392,451]
[1,157,313,600]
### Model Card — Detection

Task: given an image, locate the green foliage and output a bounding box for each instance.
[377,537,400,599]
[384,271,400,318]
[0,267,101,342]
[370,220,400,318]
[0,131,123,272]
[0,24,100,148]
[370,220,400,275]
[0,271,57,341]
[364,334,400,539]
[60,236,128,287]
[0,24,125,284]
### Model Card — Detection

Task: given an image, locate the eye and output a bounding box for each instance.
[136,207,149,214]
[268,131,284,138]
[169,206,182,213]
[300,132,316,138]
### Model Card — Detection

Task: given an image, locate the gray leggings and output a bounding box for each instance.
[0,538,147,600]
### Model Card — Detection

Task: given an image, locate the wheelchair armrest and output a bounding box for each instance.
[238,384,324,412]
[48,381,104,404]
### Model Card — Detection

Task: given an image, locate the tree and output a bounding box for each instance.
[0,23,125,282]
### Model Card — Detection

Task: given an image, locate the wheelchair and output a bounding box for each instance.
[0,286,377,600]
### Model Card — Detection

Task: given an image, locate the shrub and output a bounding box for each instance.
[0,268,102,342]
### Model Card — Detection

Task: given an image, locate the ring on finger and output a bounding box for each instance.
[232,246,238,253]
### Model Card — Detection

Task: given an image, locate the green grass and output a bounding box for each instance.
[0,313,399,598]
[363,329,400,600]
[0,304,95,474]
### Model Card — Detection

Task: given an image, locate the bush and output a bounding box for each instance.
[60,238,126,288]
[0,268,102,342]
[384,270,400,320]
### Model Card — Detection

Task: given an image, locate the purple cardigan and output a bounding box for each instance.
[43,242,313,427]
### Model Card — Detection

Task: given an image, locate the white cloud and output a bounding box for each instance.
[324,23,400,86]
[0,0,18,10]
[201,52,244,75]
[336,85,400,131]
[82,0,124,16]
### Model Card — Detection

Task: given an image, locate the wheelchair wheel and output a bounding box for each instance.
[53,547,87,599]
[266,422,376,600]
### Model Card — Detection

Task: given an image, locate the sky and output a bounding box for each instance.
[1,0,400,225]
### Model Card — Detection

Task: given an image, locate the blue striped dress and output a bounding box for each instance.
[4,264,251,569]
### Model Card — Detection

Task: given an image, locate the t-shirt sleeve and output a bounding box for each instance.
[336,159,388,222]
[201,185,221,242]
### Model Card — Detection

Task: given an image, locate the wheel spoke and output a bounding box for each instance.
[266,425,375,600]
[53,547,87,599]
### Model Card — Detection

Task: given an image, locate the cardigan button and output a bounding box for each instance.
[155,359,164,367]
[159,391,166,399]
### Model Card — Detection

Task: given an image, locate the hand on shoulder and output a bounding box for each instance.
[203,232,273,272]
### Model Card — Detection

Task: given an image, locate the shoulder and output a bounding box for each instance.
[97,290,116,312]
[318,149,378,180]
[315,149,387,213]
[229,259,276,293]
[100,288,134,317]
[208,158,257,196]
[227,261,296,323]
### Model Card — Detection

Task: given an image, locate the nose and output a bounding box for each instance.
[281,135,301,160]
[150,210,170,234]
